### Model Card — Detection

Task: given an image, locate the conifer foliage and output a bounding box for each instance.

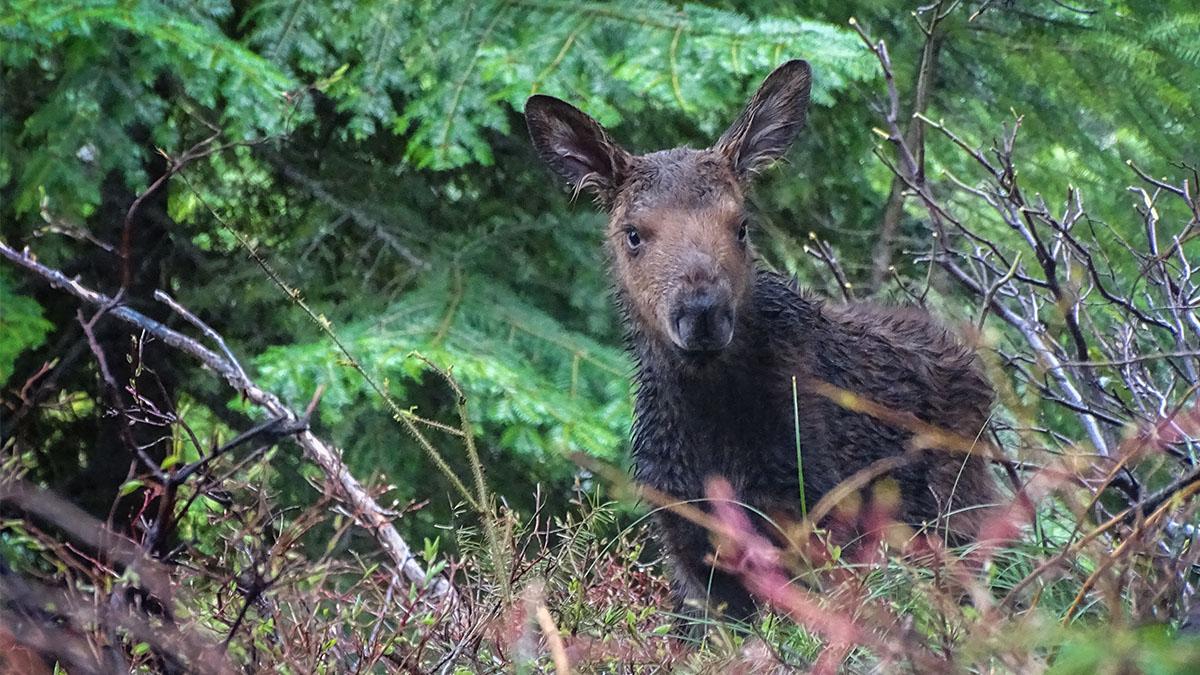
[2,1,1200,672]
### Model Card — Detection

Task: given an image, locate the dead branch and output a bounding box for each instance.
[0,240,454,602]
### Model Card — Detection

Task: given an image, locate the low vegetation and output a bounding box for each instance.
[2,1,1199,672]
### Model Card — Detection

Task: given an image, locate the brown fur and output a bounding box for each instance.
[526,60,1000,619]
[606,151,751,346]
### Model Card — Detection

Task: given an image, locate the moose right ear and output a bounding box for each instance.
[525,95,630,202]
[715,60,812,179]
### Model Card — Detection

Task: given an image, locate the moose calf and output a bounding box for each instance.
[526,60,999,619]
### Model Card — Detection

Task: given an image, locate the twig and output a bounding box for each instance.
[178,174,479,509]
[153,290,250,384]
[803,232,855,301]
[0,240,454,601]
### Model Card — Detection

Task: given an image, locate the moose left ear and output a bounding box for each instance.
[525,95,630,204]
[715,60,812,179]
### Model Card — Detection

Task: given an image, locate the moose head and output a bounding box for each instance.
[526,60,812,356]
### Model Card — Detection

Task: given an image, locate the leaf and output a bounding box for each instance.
[0,270,53,382]
[118,479,145,497]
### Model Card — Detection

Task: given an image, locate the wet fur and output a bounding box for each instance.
[626,272,997,618]
[526,60,999,619]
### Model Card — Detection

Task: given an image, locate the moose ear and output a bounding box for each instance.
[715,60,812,179]
[525,95,630,202]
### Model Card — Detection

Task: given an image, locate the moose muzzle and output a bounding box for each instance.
[669,283,735,352]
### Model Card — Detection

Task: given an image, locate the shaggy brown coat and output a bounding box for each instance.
[526,60,998,617]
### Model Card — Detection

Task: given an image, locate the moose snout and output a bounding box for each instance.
[669,283,735,353]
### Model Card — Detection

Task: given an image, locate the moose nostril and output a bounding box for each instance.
[672,311,687,340]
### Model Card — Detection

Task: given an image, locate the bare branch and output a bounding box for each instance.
[0,240,454,601]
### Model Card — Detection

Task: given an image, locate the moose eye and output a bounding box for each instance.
[737,219,749,243]
[625,226,642,251]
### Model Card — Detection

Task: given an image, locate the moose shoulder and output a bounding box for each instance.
[525,60,999,619]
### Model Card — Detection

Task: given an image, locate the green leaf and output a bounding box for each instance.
[118,479,145,496]
[0,270,53,383]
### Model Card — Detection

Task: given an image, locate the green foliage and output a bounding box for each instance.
[1048,626,1200,675]
[0,270,52,382]
[237,0,874,168]
[393,0,876,168]
[2,0,298,219]
[251,271,632,529]
[4,1,1200,670]
[256,272,631,462]
[911,0,1200,263]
